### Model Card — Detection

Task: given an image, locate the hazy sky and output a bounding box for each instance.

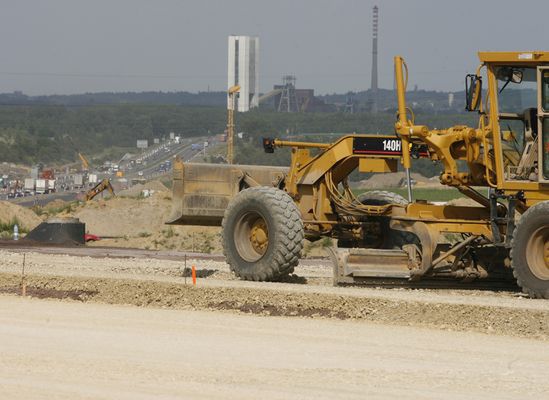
[0,0,547,95]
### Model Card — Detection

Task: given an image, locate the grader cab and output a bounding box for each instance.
[169,51,549,298]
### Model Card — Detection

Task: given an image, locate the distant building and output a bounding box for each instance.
[272,87,335,113]
[228,35,259,112]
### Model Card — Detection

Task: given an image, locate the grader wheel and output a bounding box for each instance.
[511,201,549,299]
[222,187,304,281]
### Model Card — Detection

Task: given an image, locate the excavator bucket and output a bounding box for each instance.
[166,157,288,226]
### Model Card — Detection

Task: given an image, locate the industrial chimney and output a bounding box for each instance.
[370,5,379,113]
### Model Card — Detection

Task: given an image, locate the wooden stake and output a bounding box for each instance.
[192,265,196,286]
[20,253,27,297]
[184,254,187,284]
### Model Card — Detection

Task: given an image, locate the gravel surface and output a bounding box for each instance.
[0,249,548,340]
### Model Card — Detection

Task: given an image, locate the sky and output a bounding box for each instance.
[0,0,548,95]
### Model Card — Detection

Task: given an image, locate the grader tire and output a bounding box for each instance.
[222,187,304,281]
[339,190,411,249]
[510,201,549,299]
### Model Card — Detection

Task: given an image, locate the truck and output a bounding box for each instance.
[35,179,46,194]
[46,179,56,193]
[168,51,549,299]
[73,174,84,189]
[24,178,35,194]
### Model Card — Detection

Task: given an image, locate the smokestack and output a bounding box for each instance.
[371,5,379,113]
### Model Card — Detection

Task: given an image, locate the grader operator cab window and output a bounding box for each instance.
[496,66,538,181]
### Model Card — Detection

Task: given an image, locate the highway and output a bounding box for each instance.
[6,136,211,207]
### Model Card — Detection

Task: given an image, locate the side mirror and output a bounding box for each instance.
[263,137,275,153]
[465,74,482,112]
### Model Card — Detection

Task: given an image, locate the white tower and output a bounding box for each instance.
[228,35,259,112]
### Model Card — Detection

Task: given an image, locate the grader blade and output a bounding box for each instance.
[166,158,287,227]
[329,247,411,285]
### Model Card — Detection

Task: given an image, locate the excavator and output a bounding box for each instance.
[78,153,90,171]
[85,178,115,201]
[168,51,549,298]
[64,135,91,171]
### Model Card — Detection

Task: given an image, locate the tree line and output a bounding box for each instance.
[0,104,477,177]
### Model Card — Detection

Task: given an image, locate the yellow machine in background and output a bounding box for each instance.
[78,153,90,171]
[85,178,115,201]
[169,51,549,298]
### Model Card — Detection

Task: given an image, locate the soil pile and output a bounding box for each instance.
[448,197,482,207]
[61,190,221,253]
[117,180,169,198]
[356,172,442,189]
[0,201,42,231]
[43,199,69,211]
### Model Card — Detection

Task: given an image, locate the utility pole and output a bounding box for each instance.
[227,85,240,164]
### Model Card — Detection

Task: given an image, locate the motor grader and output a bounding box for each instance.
[168,51,549,298]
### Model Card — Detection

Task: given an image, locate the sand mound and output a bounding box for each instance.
[74,196,170,237]
[117,180,169,197]
[448,197,482,207]
[69,195,220,253]
[44,199,69,211]
[0,201,42,231]
[356,172,442,189]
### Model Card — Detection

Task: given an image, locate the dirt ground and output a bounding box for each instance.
[1,296,548,400]
[0,246,548,398]
[356,172,443,189]
[40,183,224,253]
[0,248,548,340]
[2,183,549,397]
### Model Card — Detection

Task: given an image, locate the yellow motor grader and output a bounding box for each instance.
[168,51,549,298]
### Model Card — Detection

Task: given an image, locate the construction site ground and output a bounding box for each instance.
[0,246,548,399]
[1,245,548,338]
[2,295,548,400]
[1,184,548,398]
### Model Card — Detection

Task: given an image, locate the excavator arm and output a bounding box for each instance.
[85,178,115,201]
[78,153,90,171]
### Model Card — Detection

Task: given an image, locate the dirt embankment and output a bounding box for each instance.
[356,172,443,189]
[0,179,221,252]
[0,201,42,231]
[1,271,547,341]
[47,181,223,253]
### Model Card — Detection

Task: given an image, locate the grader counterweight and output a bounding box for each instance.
[169,51,549,298]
